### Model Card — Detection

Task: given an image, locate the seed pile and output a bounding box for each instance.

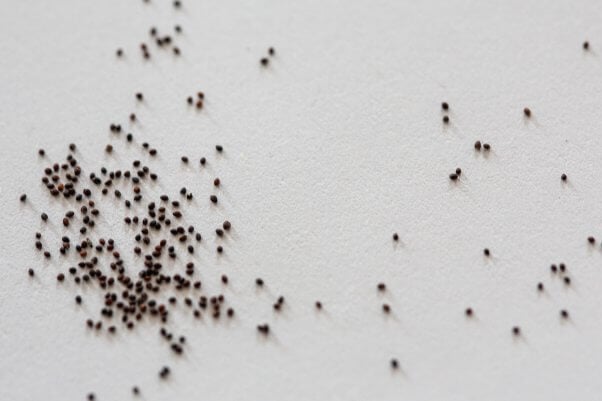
[15,1,597,397]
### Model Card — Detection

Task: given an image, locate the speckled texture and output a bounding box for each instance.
[2,1,602,400]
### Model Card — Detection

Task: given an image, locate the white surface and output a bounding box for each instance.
[2,0,602,400]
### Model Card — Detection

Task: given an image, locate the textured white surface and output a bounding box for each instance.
[2,0,602,400]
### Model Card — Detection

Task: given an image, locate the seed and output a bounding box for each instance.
[87,393,95,401]
[132,386,140,395]
[213,178,220,187]
[512,326,521,336]
[523,107,531,117]
[28,269,34,277]
[57,274,65,282]
[136,93,143,101]
[474,141,482,150]
[116,48,123,57]
[465,308,473,317]
[441,102,449,111]
[222,221,231,230]
[181,156,189,163]
[382,304,391,314]
[390,359,399,369]
[564,277,571,286]
[256,278,264,287]
[105,145,113,153]
[377,283,386,292]
[38,149,45,156]
[41,213,48,221]
[75,295,82,304]
[449,173,458,181]
[315,301,322,309]
[560,309,569,319]
[483,248,490,257]
[588,236,595,244]
[442,116,450,124]
[455,167,462,176]
[268,47,275,56]
[537,282,544,291]
[20,194,27,202]
[216,245,223,254]
[483,143,491,151]
[210,195,218,204]
[583,41,589,50]
[561,173,567,182]
[260,57,269,66]
[215,145,223,153]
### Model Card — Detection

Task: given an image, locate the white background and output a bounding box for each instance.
[2,1,602,400]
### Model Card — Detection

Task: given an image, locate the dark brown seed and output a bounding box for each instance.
[564,277,571,286]
[28,269,34,277]
[382,304,391,314]
[483,143,491,151]
[38,149,45,156]
[216,245,223,254]
[105,145,113,153]
[455,167,462,176]
[256,278,264,287]
[392,233,399,241]
[465,308,473,317]
[210,195,218,204]
[483,248,490,257]
[449,173,458,181]
[20,194,27,202]
[41,213,48,221]
[377,283,386,292]
[260,57,269,66]
[75,295,82,304]
[560,309,569,319]
[523,107,531,117]
[474,141,482,150]
[561,173,567,182]
[441,102,449,111]
[315,301,322,310]
[268,47,275,56]
[215,145,223,153]
[390,359,399,369]
[57,274,65,282]
[213,178,220,187]
[222,221,231,230]
[588,236,595,244]
[537,282,544,291]
[136,93,143,101]
[512,326,521,336]
[583,41,589,50]
[442,115,450,124]
[116,48,123,57]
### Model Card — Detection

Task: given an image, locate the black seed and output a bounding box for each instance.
[441,102,449,111]
[210,195,218,204]
[465,308,473,317]
[20,194,27,202]
[260,57,269,66]
[390,359,399,369]
[442,115,450,124]
[523,107,531,117]
[392,233,399,241]
[483,248,490,257]
[561,173,567,182]
[583,41,589,50]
